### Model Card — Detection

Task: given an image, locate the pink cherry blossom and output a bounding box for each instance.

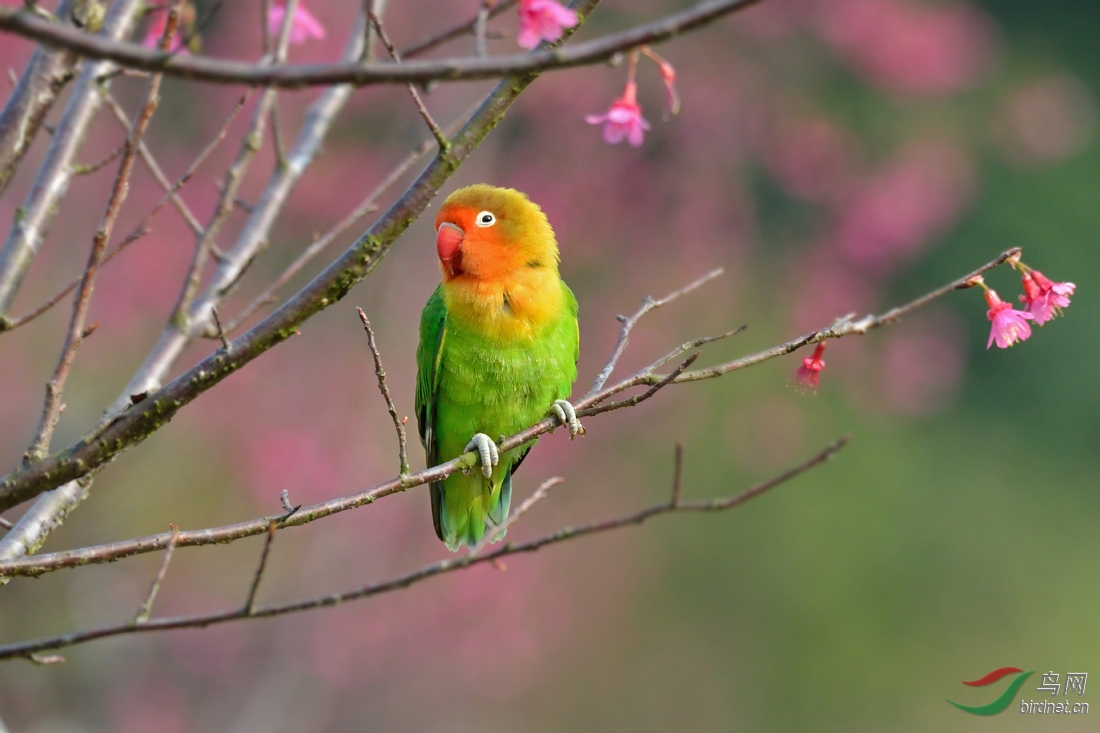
[1020,269,1076,324]
[268,2,326,45]
[985,287,1033,349]
[791,342,827,391]
[518,0,578,49]
[585,81,650,147]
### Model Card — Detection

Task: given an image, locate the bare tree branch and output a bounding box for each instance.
[72,141,125,176]
[356,308,409,477]
[402,0,517,58]
[0,245,1018,564]
[0,3,378,571]
[107,4,371,417]
[0,0,763,89]
[222,97,481,334]
[0,479,89,577]
[0,0,607,514]
[671,441,684,507]
[103,93,204,237]
[588,268,723,394]
[0,0,144,317]
[0,0,79,197]
[210,307,230,351]
[243,522,277,615]
[133,524,178,624]
[0,264,726,578]
[0,92,250,333]
[159,2,299,350]
[370,11,450,150]
[0,436,847,663]
[24,2,180,463]
[643,248,1022,388]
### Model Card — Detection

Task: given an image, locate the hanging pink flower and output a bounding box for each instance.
[518,0,578,49]
[791,342,827,391]
[268,2,326,45]
[1020,269,1075,325]
[585,81,651,147]
[985,287,1033,349]
[641,47,680,116]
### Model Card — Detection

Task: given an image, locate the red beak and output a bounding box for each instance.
[436,222,464,276]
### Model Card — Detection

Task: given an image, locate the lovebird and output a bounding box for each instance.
[415,185,583,551]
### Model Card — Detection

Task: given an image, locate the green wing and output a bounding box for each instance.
[415,286,447,541]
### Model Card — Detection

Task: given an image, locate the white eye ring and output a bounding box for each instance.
[475,211,496,227]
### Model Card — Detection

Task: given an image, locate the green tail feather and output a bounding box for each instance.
[435,470,513,552]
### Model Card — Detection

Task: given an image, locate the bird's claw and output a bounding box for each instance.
[464,433,499,479]
[550,399,586,439]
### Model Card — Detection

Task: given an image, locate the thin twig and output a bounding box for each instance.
[0,437,846,662]
[0,248,1018,568]
[475,0,494,58]
[1,92,250,333]
[357,308,409,477]
[165,0,298,337]
[0,0,145,316]
[260,0,272,53]
[0,0,601,511]
[269,102,287,170]
[0,0,78,197]
[106,2,369,417]
[0,0,583,578]
[0,0,762,88]
[0,517,12,530]
[223,97,481,333]
[243,522,277,615]
[643,248,1023,388]
[593,351,700,414]
[23,2,181,463]
[72,141,125,176]
[369,11,450,151]
[103,93,204,236]
[133,524,178,623]
[402,0,518,57]
[0,2,375,574]
[588,268,724,395]
[210,307,230,351]
[671,441,683,507]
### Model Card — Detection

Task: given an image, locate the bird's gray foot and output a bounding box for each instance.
[550,399,586,439]
[464,433,499,478]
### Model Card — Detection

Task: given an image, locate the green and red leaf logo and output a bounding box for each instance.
[947,667,1035,715]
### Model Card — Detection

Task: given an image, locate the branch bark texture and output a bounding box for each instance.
[0,0,761,89]
[0,0,80,197]
[0,0,143,316]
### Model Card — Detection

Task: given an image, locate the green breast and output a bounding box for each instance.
[433,302,578,464]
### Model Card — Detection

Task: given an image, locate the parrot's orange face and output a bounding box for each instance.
[434,185,559,282]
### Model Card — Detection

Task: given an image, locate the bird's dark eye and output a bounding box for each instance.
[475,211,496,227]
